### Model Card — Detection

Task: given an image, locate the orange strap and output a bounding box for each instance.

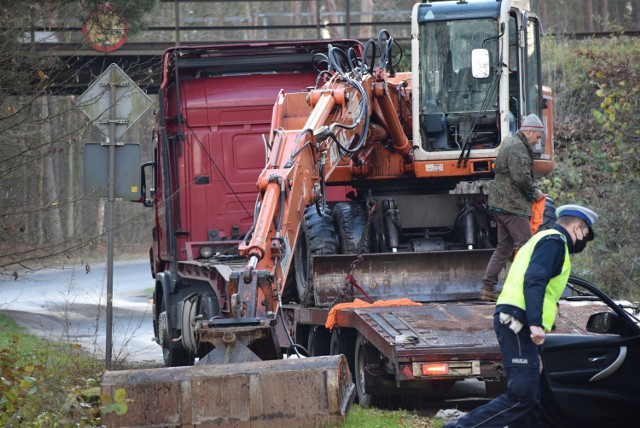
[325,298,421,330]
[530,198,546,235]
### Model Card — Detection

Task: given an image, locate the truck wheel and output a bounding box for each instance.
[294,206,338,307]
[307,326,331,356]
[160,298,193,367]
[330,327,356,382]
[332,202,369,254]
[355,334,385,408]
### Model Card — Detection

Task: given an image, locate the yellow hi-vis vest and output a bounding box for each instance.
[496,229,571,332]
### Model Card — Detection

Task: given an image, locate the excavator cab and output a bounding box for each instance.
[411,0,551,166]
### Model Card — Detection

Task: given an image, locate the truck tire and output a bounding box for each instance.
[160,298,193,367]
[294,206,338,307]
[330,327,356,382]
[355,334,387,408]
[332,202,369,254]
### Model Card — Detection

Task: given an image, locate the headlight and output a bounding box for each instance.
[199,246,214,259]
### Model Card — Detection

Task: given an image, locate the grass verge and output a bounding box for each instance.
[0,315,104,427]
[343,405,444,428]
[1,313,447,427]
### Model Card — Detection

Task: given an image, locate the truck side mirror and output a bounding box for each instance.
[471,48,490,79]
[139,161,155,207]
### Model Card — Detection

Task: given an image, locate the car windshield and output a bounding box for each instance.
[419,18,498,114]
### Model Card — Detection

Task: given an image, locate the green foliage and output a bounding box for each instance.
[0,315,107,427]
[540,35,640,299]
[342,405,442,427]
[66,0,158,35]
[100,387,129,416]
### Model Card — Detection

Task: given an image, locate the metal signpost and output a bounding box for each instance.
[76,63,152,369]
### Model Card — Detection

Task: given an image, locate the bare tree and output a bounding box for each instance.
[0,1,157,276]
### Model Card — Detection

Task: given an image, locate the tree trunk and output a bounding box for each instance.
[290,1,301,40]
[41,95,64,247]
[633,0,640,31]
[599,0,609,32]
[66,124,74,241]
[359,0,373,39]
[325,0,342,38]
[584,0,594,33]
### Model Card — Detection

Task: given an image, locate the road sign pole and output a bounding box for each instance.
[105,66,118,370]
[76,63,152,370]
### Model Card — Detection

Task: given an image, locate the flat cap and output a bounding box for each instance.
[556,204,598,241]
[520,114,545,132]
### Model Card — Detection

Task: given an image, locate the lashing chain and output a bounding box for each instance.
[331,197,377,306]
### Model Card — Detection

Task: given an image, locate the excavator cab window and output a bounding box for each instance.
[418,17,500,151]
[524,15,542,119]
[508,12,520,131]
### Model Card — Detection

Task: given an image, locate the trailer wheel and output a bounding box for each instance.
[294,206,338,307]
[332,202,369,254]
[330,328,356,382]
[160,298,193,367]
[355,334,385,408]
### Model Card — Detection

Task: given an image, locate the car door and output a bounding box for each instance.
[540,276,640,428]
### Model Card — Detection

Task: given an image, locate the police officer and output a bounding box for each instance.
[445,204,598,428]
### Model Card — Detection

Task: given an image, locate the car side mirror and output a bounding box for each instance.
[586,311,620,334]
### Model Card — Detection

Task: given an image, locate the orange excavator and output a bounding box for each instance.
[103,1,558,426]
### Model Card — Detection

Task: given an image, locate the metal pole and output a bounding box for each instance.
[175,0,181,46]
[316,0,321,39]
[346,0,351,38]
[105,66,117,370]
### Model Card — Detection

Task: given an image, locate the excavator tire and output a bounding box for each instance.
[295,206,338,307]
[332,201,370,254]
[539,196,557,231]
[102,355,356,428]
[308,325,331,356]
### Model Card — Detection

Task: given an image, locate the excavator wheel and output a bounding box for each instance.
[294,206,338,307]
[308,325,331,356]
[281,257,299,304]
[332,201,370,254]
[539,196,557,231]
[159,298,193,367]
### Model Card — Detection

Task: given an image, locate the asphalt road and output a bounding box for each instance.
[0,258,163,367]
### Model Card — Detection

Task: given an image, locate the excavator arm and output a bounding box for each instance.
[236,40,413,321]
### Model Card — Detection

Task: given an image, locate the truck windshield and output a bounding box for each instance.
[419,18,498,115]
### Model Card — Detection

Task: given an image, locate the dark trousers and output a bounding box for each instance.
[482,212,532,291]
[444,314,547,428]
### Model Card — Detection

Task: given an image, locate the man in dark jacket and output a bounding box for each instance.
[480,114,546,301]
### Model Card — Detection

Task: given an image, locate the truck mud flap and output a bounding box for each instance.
[102,355,355,428]
[312,249,494,307]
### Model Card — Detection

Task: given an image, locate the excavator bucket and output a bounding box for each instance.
[101,355,355,428]
[313,249,494,307]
